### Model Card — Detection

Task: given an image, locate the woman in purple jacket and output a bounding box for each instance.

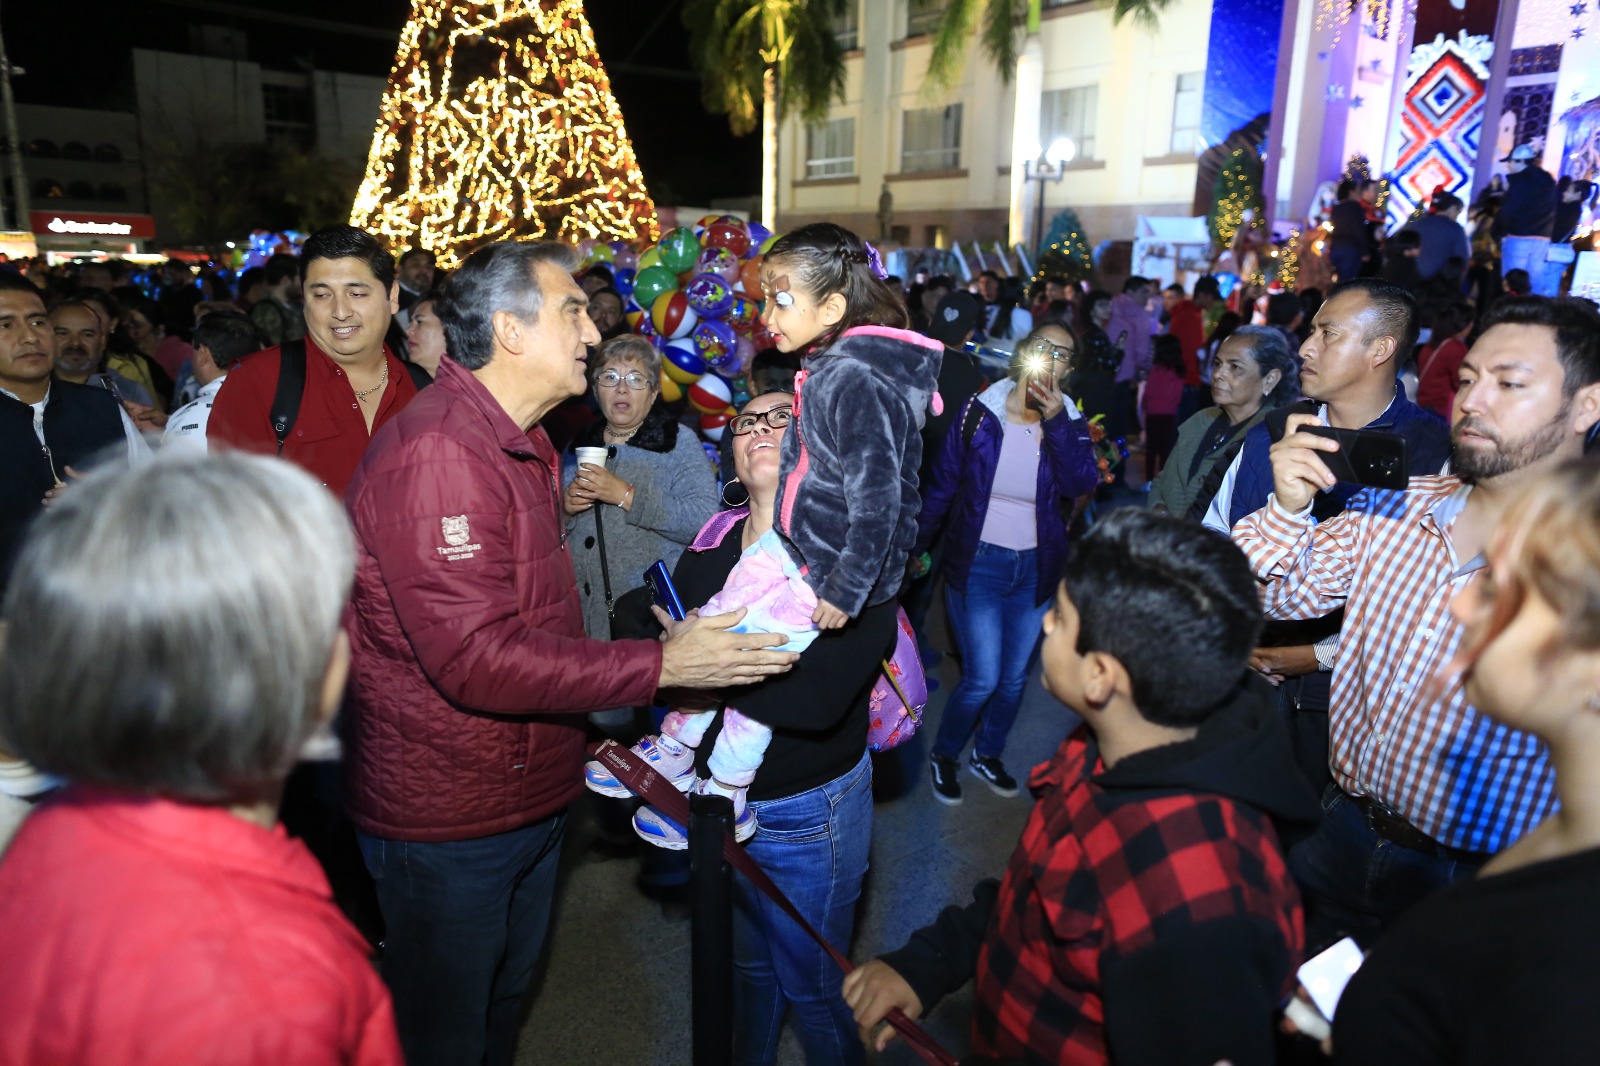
[915,322,1101,804]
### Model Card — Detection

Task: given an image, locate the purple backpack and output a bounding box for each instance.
[688,508,929,751]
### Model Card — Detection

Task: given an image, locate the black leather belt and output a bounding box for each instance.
[1346,791,1491,865]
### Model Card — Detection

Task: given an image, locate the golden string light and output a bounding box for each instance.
[350,0,660,268]
[1211,148,1261,248]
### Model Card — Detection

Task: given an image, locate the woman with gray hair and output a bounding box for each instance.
[0,452,402,1064]
[1148,324,1300,520]
[562,334,719,643]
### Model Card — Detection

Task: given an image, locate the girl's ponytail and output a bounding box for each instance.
[764,222,909,351]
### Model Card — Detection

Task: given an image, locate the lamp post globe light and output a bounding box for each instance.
[1022,136,1075,253]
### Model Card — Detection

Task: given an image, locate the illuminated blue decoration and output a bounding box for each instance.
[1199,0,1288,150]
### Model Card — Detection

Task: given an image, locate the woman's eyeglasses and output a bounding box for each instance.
[596,369,652,390]
[730,406,794,435]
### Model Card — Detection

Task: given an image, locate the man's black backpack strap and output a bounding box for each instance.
[270,338,307,454]
[270,341,431,452]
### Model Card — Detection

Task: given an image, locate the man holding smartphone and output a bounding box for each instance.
[1202,279,1450,795]
[1231,296,1600,949]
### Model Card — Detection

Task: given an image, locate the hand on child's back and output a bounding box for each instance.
[813,599,849,630]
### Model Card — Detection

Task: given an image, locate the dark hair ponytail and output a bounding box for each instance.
[764,222,909,351]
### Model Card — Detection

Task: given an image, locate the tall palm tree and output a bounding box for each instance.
[683,0,849,229]
[923,0,1174,91]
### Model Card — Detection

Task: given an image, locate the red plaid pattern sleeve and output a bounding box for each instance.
[971,734,1302,1065]
[1232,478,1557,854]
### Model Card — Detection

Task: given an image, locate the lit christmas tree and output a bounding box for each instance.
[351,0,660,267]
[1208,147,1263,248]
[1032,208,1093,286]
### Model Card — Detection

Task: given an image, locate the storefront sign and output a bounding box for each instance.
[29,211,156,240]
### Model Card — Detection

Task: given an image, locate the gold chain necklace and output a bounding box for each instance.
[354,360,388,402]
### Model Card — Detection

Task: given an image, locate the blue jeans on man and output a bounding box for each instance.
[1288,785,1485,953]
[1501,235,1560,296]
[358,813,566,1066]
[734,751,874,1065]
[931,543,1048,765]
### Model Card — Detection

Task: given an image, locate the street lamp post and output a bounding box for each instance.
[1021,137,1076,255]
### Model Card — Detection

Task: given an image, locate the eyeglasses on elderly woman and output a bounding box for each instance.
[596,368,652,391]
[730,405,793,436]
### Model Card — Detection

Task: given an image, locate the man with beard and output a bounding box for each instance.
[1232,296,1600,950]
[49,300,157,409]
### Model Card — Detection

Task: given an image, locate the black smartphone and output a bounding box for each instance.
[645,560,686,621]
[1301,426,1411,490]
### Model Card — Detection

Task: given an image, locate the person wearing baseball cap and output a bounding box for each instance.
[1494,144,1560,295]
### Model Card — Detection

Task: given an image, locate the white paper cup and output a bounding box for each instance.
[574,446,609,470]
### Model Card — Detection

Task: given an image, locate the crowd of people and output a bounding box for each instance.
[0,197,1597,1066]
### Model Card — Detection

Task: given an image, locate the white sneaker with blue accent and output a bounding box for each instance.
[584,734,696,798]
[632,778,757,849]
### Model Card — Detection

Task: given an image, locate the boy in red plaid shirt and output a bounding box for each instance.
[845,510,1319,1065]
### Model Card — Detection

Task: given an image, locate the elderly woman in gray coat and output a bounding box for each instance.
[562,334,719,646]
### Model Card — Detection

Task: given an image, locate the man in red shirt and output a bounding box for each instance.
[209,226,420,496]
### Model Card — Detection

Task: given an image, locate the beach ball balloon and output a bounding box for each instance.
[585,242,615,268]
[612,267,637,299]
[662,340,707,385]
[684,272,734,317]
[688,372,734,414]
[651,290,698,339]
[699,410,733,441]
[633,313,658,341]
[656,227,700,273]
[638,246,662,272]
[744,221,772,256]
[659,375,684,403]
[612,245,639,272]
[694,247,740,284]
[725,296,759,332]
[759,232,782,256]
[704,217,752,258]
[694,318,739,368]
[632,265,678,312]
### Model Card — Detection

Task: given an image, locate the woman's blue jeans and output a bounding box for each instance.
[733,751,873,1066]
[932,542,1048,764]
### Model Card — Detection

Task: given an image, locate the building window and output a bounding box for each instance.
[833,2,859,50]
[901,103,962,172]
[1170,72,1204,155]
[1040,85,1097,161]
[94,143,123,164]
[262,82,314,148]
[26,139,60,159]
[98,182,128,202]
[805,117,856,179]
[907,0,947,37]
[34,177,64,199]
[62,142,91,161]
[67,180,96,200]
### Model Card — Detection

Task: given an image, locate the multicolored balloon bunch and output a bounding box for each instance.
[582,215,780,441]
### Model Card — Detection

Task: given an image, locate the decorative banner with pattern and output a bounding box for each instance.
[1385,0,1505,229]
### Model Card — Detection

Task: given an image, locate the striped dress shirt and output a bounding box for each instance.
[1233,475,1555,854]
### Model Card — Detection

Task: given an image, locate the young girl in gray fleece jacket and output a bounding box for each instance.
[586,223,943,846]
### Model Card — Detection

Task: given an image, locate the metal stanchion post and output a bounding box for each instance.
[689,791,734,1066]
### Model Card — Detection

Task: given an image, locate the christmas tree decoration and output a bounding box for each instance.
[350,0,659,267]
[1031,208,1093,287]
[1209,147,1265,248]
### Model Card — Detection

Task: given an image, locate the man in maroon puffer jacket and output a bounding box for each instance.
[343,241,799,1066]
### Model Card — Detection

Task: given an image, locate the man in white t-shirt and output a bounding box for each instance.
[163,310,265,452]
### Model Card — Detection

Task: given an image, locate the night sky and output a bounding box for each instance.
[1,0,760,206]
